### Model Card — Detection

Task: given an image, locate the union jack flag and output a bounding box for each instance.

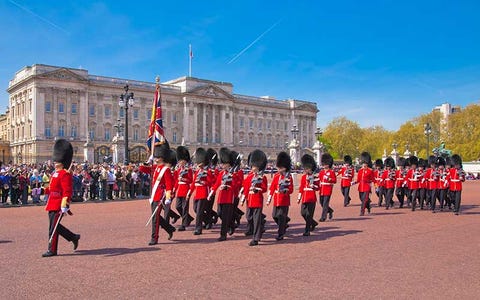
[147,83,166,151]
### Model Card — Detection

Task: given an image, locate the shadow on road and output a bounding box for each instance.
[0,240,13,244]
[65,247,160,257]
[261,227,363,245]
[371,212,405,216]
[333,217,372,221]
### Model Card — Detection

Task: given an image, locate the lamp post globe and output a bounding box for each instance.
[119,85,134,165]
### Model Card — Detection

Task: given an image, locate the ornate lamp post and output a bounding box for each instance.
[288,124,300,166]
[424,123,432,156]
[312,127,324,165]
[119,85,134,165]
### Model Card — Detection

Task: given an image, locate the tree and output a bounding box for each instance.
[445,104,480,161]
[322,117,363,159]
[357,126,394,159]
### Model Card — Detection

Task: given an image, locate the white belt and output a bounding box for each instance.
[320,183,333,185]
[304,188,314,191]
[451,179,461,182]
[178,182,188,185]
[195,183,205,187]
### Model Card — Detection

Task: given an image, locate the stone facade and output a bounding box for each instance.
[6,64,318,164]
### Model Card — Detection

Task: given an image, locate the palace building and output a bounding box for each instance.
[5,64,318,164]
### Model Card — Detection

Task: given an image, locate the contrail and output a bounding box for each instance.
[227,19,282,64]
[8,0,70,35]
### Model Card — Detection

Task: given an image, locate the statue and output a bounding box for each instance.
[432,141,452,158]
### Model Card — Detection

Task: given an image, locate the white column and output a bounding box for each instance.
[220,106,226,144]
[202,104,207,143]
[182,96,189,144]
[211,105,216,143]
[193,102,198,144]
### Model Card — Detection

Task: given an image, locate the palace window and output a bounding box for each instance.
[45,101,52,112]
[173,131,177,143]
[133,128,139,141]
[71,103,77,114]
[89,105,95,116]
[58,125,65,137]
[104,128,111,141]
[45,126,51,138]
[133,109,139,120]
[59,102,65,113]
[89,128,95,140]
[239,117,244,128]
[105,106,111,118]
[71,126,77,138]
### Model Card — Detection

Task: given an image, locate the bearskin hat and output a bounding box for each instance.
[418,158,427,169]
[195,147,209,165]
[384,157,395,169]
[451,154,462,166]
[360,152,372,167]
[428,155,437,166]
[153,142,170,159]
[176,146,190,163]
[53,139,73,169]
[301,154,316,171]
[344,155,353,165]
[374,158,384,168]
[248,149,267,171]
[397,157,406,167]
[321,153,334,168]
[231,151,241,168]
[219,147,233,165]
[207,148,218,166]
[408,155,418,166]
[436,156,446,166]
[445,156,453,167]
[166,149,177,167]
[276,151,292,171]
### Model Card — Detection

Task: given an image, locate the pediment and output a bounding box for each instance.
[39,68,88,82]
[296,103,319,112]
[188,85,234,99]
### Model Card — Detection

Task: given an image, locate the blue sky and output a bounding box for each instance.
[1,0,480,130]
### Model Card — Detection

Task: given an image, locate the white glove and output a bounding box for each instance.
[61,206,69,213]
[165,198,172,205]
[147,155,154,164]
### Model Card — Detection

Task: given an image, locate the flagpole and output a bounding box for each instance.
[150,76,160,158]
[189,44,192,77]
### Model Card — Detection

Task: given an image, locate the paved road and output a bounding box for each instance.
[1,181,479,299]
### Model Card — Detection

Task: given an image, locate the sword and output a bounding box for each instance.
[145,195,165,227]
[48,212,64,244]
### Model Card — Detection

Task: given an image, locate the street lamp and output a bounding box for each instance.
[119,85,134,164]
[291,124,299,140]
[113,118,124,137]
[314,127,322,142]
[424,123,432,156]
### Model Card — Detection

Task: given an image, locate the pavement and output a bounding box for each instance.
[1,181,479,299]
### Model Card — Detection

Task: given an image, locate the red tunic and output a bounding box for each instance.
[190,167,213,200]
[357,167,374,193]
[298,173,319,203]
[374,169,384,188]
[318,169,336,196]
[233,169,244,197]
[243,171,267,208]
[406,169,421,190]
[212,169,240,204]
[269,173,293,206]
[438,169,449,189]
[150,164,174,202]
[448,168,464,191]
[424,168,438,190]
[174,166,193,197]
[45,169,72,211]
[339,165,355,188]
[381,169,396,189]
[395,169,406,188]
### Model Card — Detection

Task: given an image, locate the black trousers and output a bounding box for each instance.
[341,186,351,206]
[272,206,289,236]
[163,200,180,225]
[418,188,426,208]
[410,189,418,211]
[359,192,371,214]
[204,195,218,226]
[176,197,193,227]
[395,186,405,207]
[218,203,234,238]
[233,197,244,225]
[47,211,76,254]
[1,187,8,203]
[246,207,263,242]
[301,202,316,233]
[376,186,385,206]
[451,190,462,212]
[319,195,333,221]
[430,189,439,211]
[150,202,174,241]
[193,199,207,233]
[384,188,394,209]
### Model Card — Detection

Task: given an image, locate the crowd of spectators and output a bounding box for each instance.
[0,161,150,207]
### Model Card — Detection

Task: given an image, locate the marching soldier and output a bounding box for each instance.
[339,155,355,207]
[436,157,449,211]
[381,157,396,210]
[374,159,385,207]
[395,157,407,208]
[231,151,245,227]
[318,153,336,222]
[242,149,268,246]
[267,152,293,241]
[357,152,374,216]
[139,143,176,245]
[174,146,194,231]
[448,154,465,215]
[164,149,181,224]
[426,155,440,213]
[211,148,240,241]
[417,158,428,209]
[297,154,319,236]
[406,156,420,211]
[42,139,80,257]
[188,148,213,235]
[204,148,219,229]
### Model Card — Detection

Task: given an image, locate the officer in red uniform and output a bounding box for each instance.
[357,152,374,216]
[267,152,293,241]
[395,157,407,208]
[339,155,355,207]
[381,157,396,210]
[174,146,194,231]
[204,148,219,229]
[242,149,268,246]
[231,151,245,227]
[436,157,449,211]
[188,148,213,235]
[318,153,336,222]
[164,149,181,224]
[417,158,428,209]
[448,154,465,215]
[42,139,80,257]
[297,154,319,236]
[211,148,240,241]
[374,159,385,207]
[406,156,421,211]
[425,155,439,211]
[139,143,176,245]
